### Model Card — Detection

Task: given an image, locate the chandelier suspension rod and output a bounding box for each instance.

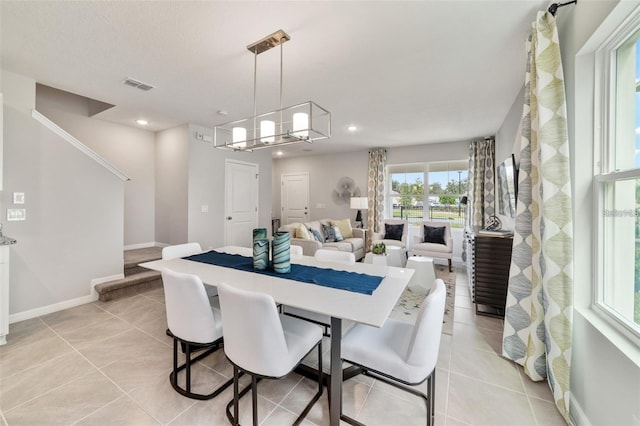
[279,41,284,135]
[253,48,258,141]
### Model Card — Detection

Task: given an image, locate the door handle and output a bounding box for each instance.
[227,216,232,220]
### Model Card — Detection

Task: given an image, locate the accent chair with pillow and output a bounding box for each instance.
[278,218,366,260]
[372,219,408,249]
[411,220,453,271]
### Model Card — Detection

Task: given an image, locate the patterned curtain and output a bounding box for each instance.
[467,138,495,228]
[502,11,573,424]
[366,149,386,251]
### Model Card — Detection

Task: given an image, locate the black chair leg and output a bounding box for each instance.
[252,376,259,426]
[233,366,240,426]
[185,342,191,392]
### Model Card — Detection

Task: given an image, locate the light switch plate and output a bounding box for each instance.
[13,192,25,204]
[7,208,26,221]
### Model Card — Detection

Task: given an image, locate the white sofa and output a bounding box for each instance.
[278,219,366,260]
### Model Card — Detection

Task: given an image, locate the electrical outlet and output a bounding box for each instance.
[201,205,209,213]
[7,208,26,221]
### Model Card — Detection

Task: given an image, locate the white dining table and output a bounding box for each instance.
[140,245,413,426]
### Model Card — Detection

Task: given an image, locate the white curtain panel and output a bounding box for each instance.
[502,11,574,424]
[366,149,387,252]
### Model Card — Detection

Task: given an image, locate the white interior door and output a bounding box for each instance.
[225,160,258,247]
[281,173,309,224]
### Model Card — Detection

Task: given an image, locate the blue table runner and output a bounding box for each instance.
[184,251,383,295]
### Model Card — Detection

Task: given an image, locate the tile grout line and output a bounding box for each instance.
[47,303,171,425]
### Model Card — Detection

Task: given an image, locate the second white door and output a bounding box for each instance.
[281,173,309,224]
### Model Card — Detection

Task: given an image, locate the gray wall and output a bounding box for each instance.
[272,150,369,224]
[495,87,525,231]
[36,85,156,247]
[155,125,189,245]
[555,1,640,425]
[188,124,273,249]
[2,70,124,315]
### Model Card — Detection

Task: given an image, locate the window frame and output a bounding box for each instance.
[593,10,640,343]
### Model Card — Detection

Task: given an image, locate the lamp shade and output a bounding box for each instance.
[350,197,368,210]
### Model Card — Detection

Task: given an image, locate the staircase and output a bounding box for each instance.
[95,247,163,302]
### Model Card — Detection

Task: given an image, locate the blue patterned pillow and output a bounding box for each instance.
[322,224,337,242]
[332,225,344,242]
[309,228,324,242]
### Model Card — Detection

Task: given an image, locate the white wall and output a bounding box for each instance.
[36,85,156,247]
[188,124,273,249]
[155,125,189,246]
[2,70,124,316]
[557,2,640,425]
[386,140,470,165]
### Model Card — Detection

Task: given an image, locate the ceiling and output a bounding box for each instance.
[1,1,548,158]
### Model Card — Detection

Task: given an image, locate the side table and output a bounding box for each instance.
[405,256,436,294]
[363,245,406,267]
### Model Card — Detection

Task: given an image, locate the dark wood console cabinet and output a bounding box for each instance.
[465,228,513,317]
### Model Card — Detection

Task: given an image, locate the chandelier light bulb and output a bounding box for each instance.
[260,120,275,143]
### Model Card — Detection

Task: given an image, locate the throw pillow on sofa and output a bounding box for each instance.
[384,223,404,241]
[309,228,324,242]
[423,225,446,244]
[296,224,312,240]
[322,224,337,242]
[332,225,344,241]
[331,218,353,239]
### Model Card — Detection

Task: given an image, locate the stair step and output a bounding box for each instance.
[95,270,162,302]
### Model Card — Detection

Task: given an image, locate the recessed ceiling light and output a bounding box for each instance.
[275,150,284,156]
[136,119,149,125]
[347,125,357,132]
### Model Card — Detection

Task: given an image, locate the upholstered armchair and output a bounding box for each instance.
[411,220,453,271]
[371,219,408,249]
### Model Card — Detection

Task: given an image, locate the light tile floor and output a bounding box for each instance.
[0,264,566,425]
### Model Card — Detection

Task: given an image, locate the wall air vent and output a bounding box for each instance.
[123,77,155,91]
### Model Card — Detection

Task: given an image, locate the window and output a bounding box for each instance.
[427,161,468,228]
[386,161,468,227]
[595,18,640,338]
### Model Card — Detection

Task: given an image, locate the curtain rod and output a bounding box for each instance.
[548,0,577,16]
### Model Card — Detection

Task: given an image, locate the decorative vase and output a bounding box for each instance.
[253,228,268,241]
[253,238,269,270]
[271,231,291,273]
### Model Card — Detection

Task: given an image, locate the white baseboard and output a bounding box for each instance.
[570,394,591,426]
[9,293,98,324]
[123,242,160,250]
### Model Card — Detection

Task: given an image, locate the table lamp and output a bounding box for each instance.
[350,197,368,228]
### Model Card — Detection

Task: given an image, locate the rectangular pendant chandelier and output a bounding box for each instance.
[214,30,331,152]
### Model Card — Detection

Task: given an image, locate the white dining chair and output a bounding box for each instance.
[161,268,233,400]
[313,248,356,264]
[290,244,304,257]
[162,242,202,260]
[162,242,218,298]
[217,283,324,426]
[340,279,446,426]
